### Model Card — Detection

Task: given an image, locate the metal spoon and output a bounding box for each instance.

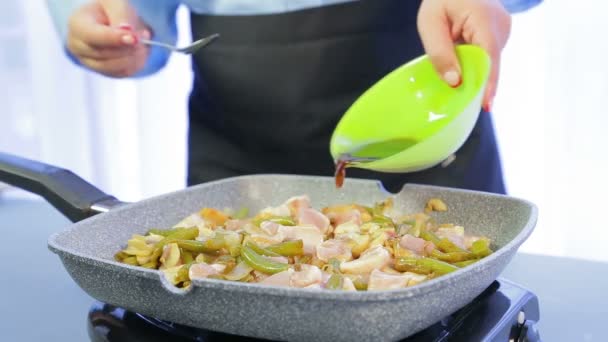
[140,33,220,55]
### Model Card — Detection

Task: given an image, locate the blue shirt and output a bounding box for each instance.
[46,0,542,76]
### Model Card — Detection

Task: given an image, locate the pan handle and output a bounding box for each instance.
[0,152,125,222]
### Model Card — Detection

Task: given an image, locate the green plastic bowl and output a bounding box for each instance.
[330,44,491,173]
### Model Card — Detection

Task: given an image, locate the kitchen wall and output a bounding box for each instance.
[1,1,606,262]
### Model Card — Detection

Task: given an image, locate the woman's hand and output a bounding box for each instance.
[417,0,511,111]
[66,0,150,78]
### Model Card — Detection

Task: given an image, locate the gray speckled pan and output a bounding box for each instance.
[0,153,537,342]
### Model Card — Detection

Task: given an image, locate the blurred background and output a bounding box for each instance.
[0,1,605,262]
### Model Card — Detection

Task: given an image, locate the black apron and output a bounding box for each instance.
[186,0,506,194]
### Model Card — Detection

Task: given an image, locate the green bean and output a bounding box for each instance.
[240,246,289,274]
[470,239,493,258]
[151,227,200,260]
[147,227,198,238]
[114,251,129,261]
[246,242,281,257]
[350,275,368,291]
[181,250,194,264]
[419,229,441,245]
[436,238,468,254]
[122,256,138,265]
[429,249,474,263]
[140,261,158,269]
[371,214,394,226]
[167,238,224,253]
[395,257,458,275]
[453,259,478,268]
[326,274,344,290]
[233,207,249,219]
[266,240,304,257]
[148,247,164,263]
[175,263,193,283]
[393,258,433,274]
[253,216,296,227]
[330,258,341,273]
[149,230,201,263]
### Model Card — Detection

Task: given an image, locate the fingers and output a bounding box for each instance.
[80,45,148,77]
[470,5,510,112]
[68,3,136,48]
[417,1,462,87]
[66,1,150,77]
[68,38,135,60]
[474,32,501,112]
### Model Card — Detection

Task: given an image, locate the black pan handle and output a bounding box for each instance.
[0,152,125,222]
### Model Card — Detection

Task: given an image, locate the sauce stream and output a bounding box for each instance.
[333,138,418,188]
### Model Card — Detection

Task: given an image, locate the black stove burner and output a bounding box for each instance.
[87,278,540,342]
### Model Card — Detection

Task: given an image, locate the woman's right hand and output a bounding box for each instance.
[66,0,150,78]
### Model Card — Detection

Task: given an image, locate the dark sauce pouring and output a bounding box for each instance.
[334,138,418,188]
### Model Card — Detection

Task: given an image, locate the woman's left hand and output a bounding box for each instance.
[417,0,511,111]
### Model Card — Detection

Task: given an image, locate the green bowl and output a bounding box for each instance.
[330,44,491,173]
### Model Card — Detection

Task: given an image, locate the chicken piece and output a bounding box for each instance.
[337,232,371,258]
[367,269,428,290]
[279,225,324,255]
[260,221,283,236]
[159,243,181,269]
[266,256,290,264]
[333,221,361,237]
[247,234,285,247]
[259,269,294,287]
[369,229,395,248]
[260,204,291,217]
[246,221,287,247]
[464,235,483,249]
[322,204,371,226]
[340,245,391,274]
[297,207,330,234]
[285,195,311,215]
[144,234,164,245]
[316,239,353,262]
[342,277,357,291]
[224,219,250,231]
[189,263,220,280]
[290,265,323,288]
[436,227,466,249]
[173,213,207,229]
[210,263,227,273]
[400,234,435,255]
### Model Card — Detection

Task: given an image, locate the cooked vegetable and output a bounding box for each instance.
[395,257,458,275]
[252,216,296,227]
[266,240,304,257]
[240,245,289,274]
[326,274,344,290]
[425,198,447,213]
[115,196,492,290]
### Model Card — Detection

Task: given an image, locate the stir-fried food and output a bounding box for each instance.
[114,196,493,291]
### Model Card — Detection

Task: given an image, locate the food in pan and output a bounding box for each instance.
[114,196,493,291]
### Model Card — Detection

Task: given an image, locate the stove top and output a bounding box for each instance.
[87,278,540,342]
